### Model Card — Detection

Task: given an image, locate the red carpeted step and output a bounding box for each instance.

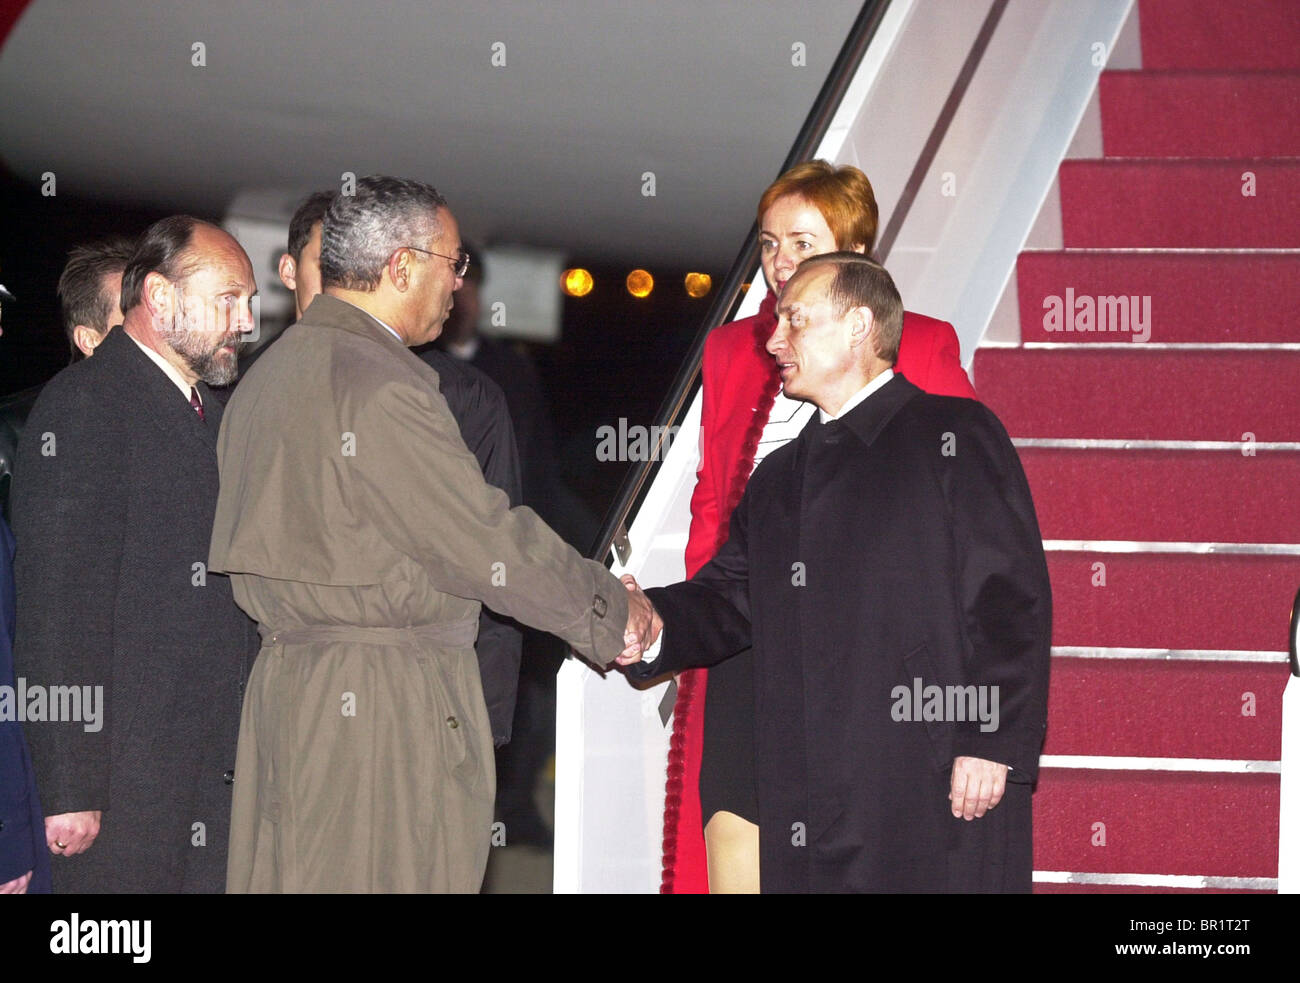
[1043,658,1287,759]
[1100,71,1300,158]
[1047,552,1300,652]
[1019,447,1300,543]
[1139,0,1300,70]
[1033,769,1279,877]
[973,348,1300,440]
[1016,251,1300,344]
[1059,160,1300,248]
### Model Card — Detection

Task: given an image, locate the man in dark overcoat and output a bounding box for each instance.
[622,253,1052,892]
[11,216,260,892]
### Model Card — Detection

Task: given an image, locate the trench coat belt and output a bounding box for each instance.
[259,620,480,649]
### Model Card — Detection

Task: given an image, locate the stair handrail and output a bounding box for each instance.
[1290,585,1299,678]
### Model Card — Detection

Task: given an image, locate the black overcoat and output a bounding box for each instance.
[10,326,257,893]
[631,374,1052,892]
[418,347,523,745]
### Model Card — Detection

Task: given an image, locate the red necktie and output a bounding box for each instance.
[190,387,205,422]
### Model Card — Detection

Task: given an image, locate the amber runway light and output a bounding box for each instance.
[562,268,594,297]
[684,273,712,298]
[626,269,653,298]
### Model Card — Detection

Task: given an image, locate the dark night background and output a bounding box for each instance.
[0,163,730,529]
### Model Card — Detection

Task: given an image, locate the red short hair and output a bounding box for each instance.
[757,160,879,251]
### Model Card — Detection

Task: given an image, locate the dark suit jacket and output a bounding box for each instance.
[630,374,1052,893]
[417,347,524,745]
[0,515,50,891]
[446,337,553,509]
[10,326,257,893]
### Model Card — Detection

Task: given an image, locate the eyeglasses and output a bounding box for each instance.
[403,245,471,278]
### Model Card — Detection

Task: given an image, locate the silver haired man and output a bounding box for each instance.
[209,176,654,892]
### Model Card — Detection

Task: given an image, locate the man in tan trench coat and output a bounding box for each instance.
[209,176,652,892]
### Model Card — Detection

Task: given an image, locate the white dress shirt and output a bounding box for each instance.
[818,369,893,423]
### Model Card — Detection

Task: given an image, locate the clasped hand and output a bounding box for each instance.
[617,574,662,665]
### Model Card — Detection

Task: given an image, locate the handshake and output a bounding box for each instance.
[617,574,662,667]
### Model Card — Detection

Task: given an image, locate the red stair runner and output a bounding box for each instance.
[1021,448,1300,544]
[1138,0,1300,71]
[1048,553,1300,652]
[976,349,1300,440]
[1016,251,1300,344]
[1100,71,1300,158]
[1044,659,1284,759]
[1034,771,1279,879]
[972,0,1297,892]
[1059,159,1300,248]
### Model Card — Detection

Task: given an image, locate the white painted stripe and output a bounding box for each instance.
[1018,246,1300,255]
[1034,871,1277,890]
[1043,540,1300,555]
[979,340,1300,351]
[1040,755,1279,773]
[1053,646,1289,664]
[1017,341,1300,351]
[1014,438,1300,451]
[1097,155,1300,163]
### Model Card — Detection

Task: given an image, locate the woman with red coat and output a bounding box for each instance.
[666,160,977,893]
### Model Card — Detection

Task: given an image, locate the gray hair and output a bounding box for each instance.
[319,175,448,291]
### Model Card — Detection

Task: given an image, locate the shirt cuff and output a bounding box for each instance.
[641,631,664,666]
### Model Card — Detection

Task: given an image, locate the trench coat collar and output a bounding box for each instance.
[824,371,921,450]
[302,294,414,356]
[96,325,221,452]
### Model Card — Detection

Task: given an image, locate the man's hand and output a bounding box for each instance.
[0,870,33,894]
[949,757,1008,820]
[616,574,662,665]
[46,811,101,855]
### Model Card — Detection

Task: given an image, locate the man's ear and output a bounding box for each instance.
[849,305,875,350]
[388,248,413,291]
[277,253,297,292]
[72,325,104,357]
[142,271,175,320]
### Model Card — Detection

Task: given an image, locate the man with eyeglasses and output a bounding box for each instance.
[276,191,524,755]
[209,175,654,892]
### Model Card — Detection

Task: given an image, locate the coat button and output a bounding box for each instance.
[223,769,235,785]
[445,716,459,729]
[0,820,5,832]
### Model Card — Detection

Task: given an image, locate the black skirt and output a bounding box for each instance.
[699,647,759,825]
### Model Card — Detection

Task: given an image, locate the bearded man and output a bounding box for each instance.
[10,216,260,892]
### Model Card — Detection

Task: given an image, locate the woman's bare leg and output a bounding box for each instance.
[704,811,760,893]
